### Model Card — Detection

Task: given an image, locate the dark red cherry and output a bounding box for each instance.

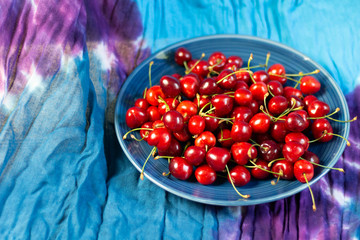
[234,80,249,90]
[163,110,184,132]
[283,86,303,100]
[195,165,217,185]
[251,159,271,179]
[285,112,306,132]
[193,95,211,111]
[311,119,333,142]
[285,132,309,151]
[271,160,294,180]
[140,122,153,141]
[226,55,243,68]
[303,95,318,110]
[208,52,227,71]
[300,76,321,95]
[134,98,149,110]
[173,124,191,142]
[188,115,206,135]
[184,146,206,166]
[270,120,288,143]
[302,151,320,167]
[267,80,284,96]
[175,47,192,66]
[308,100,330,118]
[282,142,305,163]
[267,63,286,85]
[146,85,166,106]
[160,75,181,98]
[211,94,234,117]
[147,128,172,151]
[204,113,220,132]
[169,157,193,180]
[236,71,251,85]
[199,78,220,95]
[249,82,268,101]
[249,113,271,134]
[188,59,209,77]
[176,100,198,122]
[294,110,310,129]
[289,96,304,109]
[294,159,314,183]
[249,100,259,115]
[228,166,251,186]
[231,106,253,122]
[217,129,234,148]
[253,70,270,84]
[268,96,289,116]
[147,106,162,122]
[180,74,200,99]
[126,107,148,129]
[195,131,217,149]
[172,73,182,79]
[206,147,231,171]
[231,121,252,142]
[231,142,257,165]
[260,140,281,161]
[158,138,182,157]
[217,69,237,90]
[234,88,253,106]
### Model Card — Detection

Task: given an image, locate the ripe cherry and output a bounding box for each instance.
[251,159,271,179]
[283,142,305,163]
[285,132,309,151]
[160,75,181,98]
[249,82,268,101]
[226,55,243,68]
[211,94,234,117]
[285,112,307,132]
[267,80,284,96]
[234,80,249,90]
[267,63,286,85]
[249,113,271,134]
[234,88,253,106]
[206,147,231,171]
[303,95,318,110]
[184,146,206,166]
[176,100,198,121]
[188,59,209,77]
[208,52,226,71]
[146,85,166,106]
[236,71,251,85]
[231,121,252,142]
[217,129,234,148]
[126,107,148,129]
[268,96,289,116]
[172,123,191,142]
[300,76,321,95]
[195,165,217,185]
[228,166,251,186]
[294,159,316,211]
[308,100,330,118]
[180,74,200,99]
[158,138,182,157]
[147,106,162,122]
[147,128,172,151]
[231,142,257,165]
[175,47,192,66]
[311,118,333,142]
[203,113,220,132]
[188,115,206,135]
[249,100,259,115]
[217,69,237,90]
[302,151,320,166]
[134,98,149,110]
[294,110,310,129]
[253,70,270,84]
[260,140,281,161]
[195,131,217,149]
[271,160,294,180]
[270,120,288,142]
[169,157,193,180]
[163,110,184,132]
[283,86,303,100]
[199,78,220,95]
[231,106,253,122]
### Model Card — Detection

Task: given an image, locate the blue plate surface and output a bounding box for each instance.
[114,35,350,206]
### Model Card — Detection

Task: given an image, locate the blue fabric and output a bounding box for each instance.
[0,0,360,239]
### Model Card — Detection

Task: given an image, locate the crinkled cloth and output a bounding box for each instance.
[0,0,359,239]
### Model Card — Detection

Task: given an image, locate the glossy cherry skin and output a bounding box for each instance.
[249,113,271,134]
[147,106,162,122]
[176,100,198,122]
[172,73,182,79]
[172,124,192,142]
[147,128,172,151]
[193,95,210,111]
[217,129,234,148]
[282,142,305,163]
[285,132,309,151]
[303,95,318,110]
[267,80,284,96]
[126,107,148,129]
[270,120,288,143]
[300,76,321,95]
[140,122,153,141]
[228,166,251,187]
[195,165,217,185]
[226,55,243,68]
[271,160,294,180]
[251,159,271,179]
[175,47,192,66]
[267,63,287,85]
[146,85,166,106]
[294,159,314,183]
[236,71,251,85]
[308,100,330,118]
[234,80,249,90]
[158,98,179,115]
[231,121,252,142]
[134,98,149,110]
[180,74,200,99]
[234,88,253,106]
[260,140,281,161]
[169,157,193,180]
[163,110,184,132]
[231,142,257,165]
[188,59,209,77]
[184,146,206,166]
[195,131,217,149]
[204,113,220,132]
[231,106,253,123]
[152,120,165,129]
[188,115,206,135]
[160,75,181,98]
[311,118,333,142]
[208,52,226,71]
[268,96,289,116]
[302,151,320,167]
[285,112,307,132]
[294,110,310,129]
[217,69,237,90]
[249,100,259,115]
[249,82,268,101]
[211,94,234,117]
[158,138,182,157]
[289,96,305,109]
[283,86,303,100]
[199,78,220,95]
[206,147,231,171]
[253,70,270,84]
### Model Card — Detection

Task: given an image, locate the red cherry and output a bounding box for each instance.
[302,151,320,166]
[303,95,318,110]
[234,88,253,106]
[271,160,294,180]
[176,100,198,122]
[282,142,305,163]
[195,165,217,185]
[158,98,179,115]
[188,115,206,135]
[217,129,234,148]
[234,80,249,90]
[293,110,310,129]
[231,121,252,142]
[300,76,321,95]
[249,113,271,134]
[208,52,226,71]
[126,107,148,129]
[169,157,193,180]
[140,122,153,141]
[206,147,231,171]
[188,59,209,77]
[199,78,220,95]
[294,159,314,183]
[158,138,182,157]
[267,63,286,85]
[260,140,281,161]
[311,119,333,142]
[172,73,182,79]
[231,106,253,122]
[251,159,271,179]
[184,146,206,166]
[146,106,162,122]
[267,80,284,96]
[285,112,307,132]
[268,96,289,116]
[147,128,172,151]
[134,98,149,110]
[236,71,251,85]
[253,70,270,84]
[175,47,192,66]
[226,56,243,68]
[163,110,184,132]
[285,132,309,151]
[173,124,192,142]
[308,100,330,118]
[195,131,216,149]
[146,85,166,106]
[152,120,165,129]
[228,166,251,186]
[248,100,259,115]
[211,94,234,117]
[217,69,237,90]
[180,74,200,99]
[193,95,210,111]
[203,113,220,131]
[231,142,257,165]
[249,82,268,101]
[160,75,181,98]
[270,120,288,143]
[283,86,303,100]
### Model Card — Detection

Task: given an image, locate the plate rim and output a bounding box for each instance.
[115,34,350,206]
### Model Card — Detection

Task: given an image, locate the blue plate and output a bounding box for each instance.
[114,35,350,206]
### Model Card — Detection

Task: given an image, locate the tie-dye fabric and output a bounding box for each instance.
[0,0,359,239]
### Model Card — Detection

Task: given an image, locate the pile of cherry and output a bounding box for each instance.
[124,47,356,210]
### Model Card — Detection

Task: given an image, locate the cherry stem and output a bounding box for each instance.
[308,130,328,143]
[249,160,283,176]
[199,102,212,115]
[268,73,299,83]
[260,105,276,121]
[183,61,190,72]
[158,96,170,112]
[219,137,232,142]
[185,53,205,74]
[143,88,147,99]
[204,107,216,115]
[265,52,270,70]
[327,132,351,146]
[140,147,156,180]
[149,61,154,88]
[155,155,175,160]
[201,114,234,122]
[326,116,357,123]
[130,134,145,141]
[272,98,297,122]
[267,84,275,97]
[225,165,250,199]
[303,173,316,212]
[299,157,345,172]
[263,93,270,114]
[208,59,224,73]
[216,69,253,84]
[267,158,286,167]
[123,128,153,139]
[293,74,303,89]
[247,54,256,84]
[286,69,320,77]
[308,108,340,120]
[271,170,282,185]
[162,171,171,176]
